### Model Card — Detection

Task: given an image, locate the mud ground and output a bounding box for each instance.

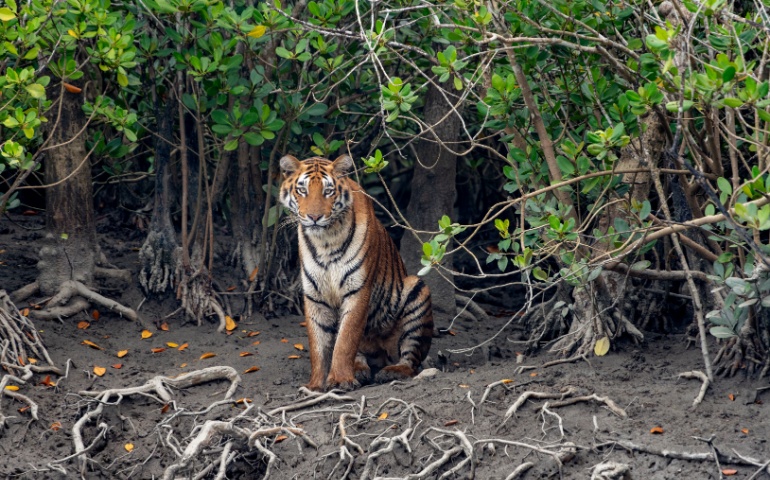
[0,213,768,479]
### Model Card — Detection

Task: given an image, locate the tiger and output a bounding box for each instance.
[279,154,434,391]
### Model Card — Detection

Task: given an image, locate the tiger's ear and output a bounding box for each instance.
[332,154,353,176]
[280,155,301,177]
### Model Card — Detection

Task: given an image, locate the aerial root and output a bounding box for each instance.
[678,370,710,408]
[13,279,139,322]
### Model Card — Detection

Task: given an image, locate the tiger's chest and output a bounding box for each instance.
[299,217,369,308]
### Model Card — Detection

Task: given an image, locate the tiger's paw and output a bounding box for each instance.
[373,364,415,384]
[326,372,361,392]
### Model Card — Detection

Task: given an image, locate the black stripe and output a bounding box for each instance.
[312,318,337,335]
[301,229,323,266]
[402,283,425,311]
[399,322,429,345]
[303,266,320,292]
[400,298,429,321]
[342,285,363,301]
[330,216,357,260]
[305,294,332,310]
[339,259,364,289]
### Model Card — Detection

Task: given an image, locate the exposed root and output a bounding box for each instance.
[591,461,630,479]
[454,294,490,322]
[175,261,227,331]
[138,228,178,294]
[0,291,58,426]
[678,370,710,408]
[501,386,626,428]
[73,366,241,472]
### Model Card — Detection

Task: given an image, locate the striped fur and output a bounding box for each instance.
[279,154,433,391]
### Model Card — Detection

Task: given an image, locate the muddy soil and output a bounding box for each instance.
[0,213,768,479]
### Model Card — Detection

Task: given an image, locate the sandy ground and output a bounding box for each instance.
[1,214,769,479]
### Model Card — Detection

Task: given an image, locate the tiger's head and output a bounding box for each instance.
[279,154,354,231]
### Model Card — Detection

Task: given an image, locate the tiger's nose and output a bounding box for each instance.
[307,214,323,223]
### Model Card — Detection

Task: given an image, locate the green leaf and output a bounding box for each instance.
[224,139,239,151]
[24,84,45,98]
[556,155,575,176]
[275,46,293,59]
[709,326,736,339]
[723,97,743,108]
[717,177,732,195]
[117,73,128,87]
[417,265,432,276]
[631,260,651,270]
[23,47,39,60]
[722,65,736,82]
[533,267,548,281]
[665,100,694,112]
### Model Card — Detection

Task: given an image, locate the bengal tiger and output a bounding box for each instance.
[279,154,434,391]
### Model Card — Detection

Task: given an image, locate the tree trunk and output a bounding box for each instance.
[228,142,263,278]
[401,79,460,319]
[139,96,178,294]
[37,88,97,296]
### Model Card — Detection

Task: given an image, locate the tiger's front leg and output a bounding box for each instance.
[304,297,337,391]
[327,291,369,390]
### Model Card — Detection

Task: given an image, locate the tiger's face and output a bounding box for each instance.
[279,154,354,231]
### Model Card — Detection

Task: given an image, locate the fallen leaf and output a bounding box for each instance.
[274,435,288,443]
[299,322,307,327]
[240,352,254,357]
[458,384,469,389]
[141,330,153,339]
[4,385,19,391]
[93,366,106,377]
[40,375,56,387]
[247,331,261,337]
[166,342,179,348]
[252,340,261,346]
[249,266,259,282]
[378,412,388,420]
[50,421,62,431]
[28,358,37,364]
[200,352,217,359]
[486,245,500,253]
[112,364,122,369]
[180,363,188,368]
[741,428,749,434]
[235,398,253,404]
[448,330,457,336]
[63,82,82,93]
[161,403,170,414]
[650,426,664,434]
[225,316,237,331]
[244,366,260,373]
[444,419,459,426]
[529,372,538,377]
[722,469,738,476]
[77,321,90,329]
[21,210,36,216]
[160,322,170,331]
[294,343,305,351]
[470,369,475,374]
[151,348,166,353]
[82,340,104,350]
[91,310,100,320]
[17,355,25,366]
[281,338,288,343]
[178,343,189,351]
[117,350,128,358]
[452,362,460,367]
[594,336,610,356]
[226,285,237,292]
[501,379,513,384]
[20,308,29,317]
[288,355,300,359]
[728,393,735,401]
[124,443,134,452]
[18,406,30,414]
